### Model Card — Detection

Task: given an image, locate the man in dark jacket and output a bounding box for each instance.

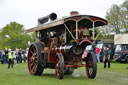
[4,48,9,63]
[103,46,111,68]
[18,48,22,63]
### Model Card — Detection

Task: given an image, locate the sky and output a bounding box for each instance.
[0,0,124,29]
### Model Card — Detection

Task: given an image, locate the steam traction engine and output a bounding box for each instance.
[26,12,107,79]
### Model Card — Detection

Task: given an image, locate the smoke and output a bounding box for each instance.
[72,69,80,77]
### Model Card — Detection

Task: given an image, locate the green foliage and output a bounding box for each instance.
[101,35,114,40]
[122,0,128,10]
[0,22,32,50]
[92,27,114,40]
[30,32,37,43]
[91,27,104,40]
[106,1,128,34]
[106,4,122,34]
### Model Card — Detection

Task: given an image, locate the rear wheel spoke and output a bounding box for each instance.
[32,64,37,72]
[31,62,34,67]
[30,50,34,54]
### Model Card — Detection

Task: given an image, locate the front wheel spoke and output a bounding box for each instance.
[56,62,59,67]
[88,64,93,67]
[87,61,93,67]
[89,68,93,75]
[56,68,60,77]
[56,68,59,72]
[56,61,60,77]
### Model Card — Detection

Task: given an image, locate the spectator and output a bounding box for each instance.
[23,52,26,63]
[2,53,6,64]
[96,46,100,63]
[0,50,3,64]
[4,48,9,63]
[22,50,26,63]
[0,50,2,58]
[15,48,19,64]
[12,51,16,64]
[103,46,111,68]
[26,48,29,62]
[26,48,29,57]
[18,48,22,63]
[8,49,14,69]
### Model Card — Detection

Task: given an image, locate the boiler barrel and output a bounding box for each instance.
[65,45,83,57]
[51,45,83,57]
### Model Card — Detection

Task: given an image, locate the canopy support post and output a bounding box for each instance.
[93,21,95,40]
[76,21,78,39]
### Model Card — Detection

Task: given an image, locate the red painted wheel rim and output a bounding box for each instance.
[28,44,38,74]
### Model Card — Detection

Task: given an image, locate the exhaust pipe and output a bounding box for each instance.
[38,13,57,25]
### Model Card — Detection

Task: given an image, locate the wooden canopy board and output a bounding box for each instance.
[25,15,107,33]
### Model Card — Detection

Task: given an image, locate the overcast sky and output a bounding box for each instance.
[0,0,124,29]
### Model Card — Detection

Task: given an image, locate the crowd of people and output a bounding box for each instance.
[0,48,29,69]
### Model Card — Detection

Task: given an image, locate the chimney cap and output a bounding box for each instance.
[70,11,79,15]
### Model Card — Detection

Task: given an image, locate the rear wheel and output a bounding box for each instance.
[55,53,64,79]
[86,52,97,78]
[27,43,44,75]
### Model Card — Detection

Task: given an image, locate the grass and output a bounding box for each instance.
[0,62,128,85]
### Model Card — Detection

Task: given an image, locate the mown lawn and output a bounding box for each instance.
[0,62,128,85]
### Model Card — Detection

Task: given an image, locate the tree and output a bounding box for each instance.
[30,32,37,43]
[122,0,128,31]
[106,1,128,34]
[94,27,114,40]
[106,4,122,34]
[0,22,32,50]
[122,0,128,10]
[0,32,2,49]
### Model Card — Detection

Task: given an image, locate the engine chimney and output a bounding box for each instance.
[70,11,79,16]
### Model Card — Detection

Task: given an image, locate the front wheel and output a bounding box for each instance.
[86,52,97,79]
[55,53,64,79]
